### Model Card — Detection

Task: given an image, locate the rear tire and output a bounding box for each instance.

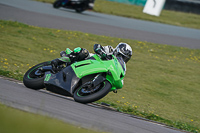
[74,80,111,103]
[53,0,62,8]
[23,61,51,90]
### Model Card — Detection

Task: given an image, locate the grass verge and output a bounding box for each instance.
[37,0,200,29]
[0,102,104,133]
[0,20,200,132]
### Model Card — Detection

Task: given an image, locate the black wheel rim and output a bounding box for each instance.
[77,82,105,97]
[27,65,44,79]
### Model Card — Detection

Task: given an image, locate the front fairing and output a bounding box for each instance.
[71,54,125,89]
[106,56,126,89]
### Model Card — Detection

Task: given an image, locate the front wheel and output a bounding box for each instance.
[75,8,85,13]
[74,80,111,103]
[23,61,51,90]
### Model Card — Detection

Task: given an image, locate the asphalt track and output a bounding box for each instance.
[0,77,184,133]
[0,0,197,132]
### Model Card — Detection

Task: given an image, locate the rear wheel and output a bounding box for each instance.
[53,0,62,8]
[74,80,111,103]
[23,61,51,90]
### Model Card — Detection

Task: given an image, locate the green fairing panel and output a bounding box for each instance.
[74,47,81,53]
[110,86,117,91]
[71,60,107,78]
[65,48,72,54]
[71,55,125,89]
[59,57,71,62]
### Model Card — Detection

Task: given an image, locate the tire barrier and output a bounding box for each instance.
[108,0,200,14]
[164,0,200,14]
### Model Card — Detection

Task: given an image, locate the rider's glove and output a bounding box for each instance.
[95,48,108,60]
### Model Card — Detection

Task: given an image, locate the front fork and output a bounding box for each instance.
[82,74,106,89]
[92,74,105,87]
[82,74,117,93]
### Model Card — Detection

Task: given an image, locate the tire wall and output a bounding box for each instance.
[107,0,200,14]
[164,0,200,14]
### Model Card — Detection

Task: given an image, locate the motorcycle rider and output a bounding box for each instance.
[51,43,132,72]
[62,0,70,5]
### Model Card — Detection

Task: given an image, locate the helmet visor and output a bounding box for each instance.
[117,53,130,63]
[122,54,130,63]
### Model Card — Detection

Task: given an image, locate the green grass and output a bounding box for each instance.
[37,0,200,29]
[0,103,104,133]
[0,20,200,132]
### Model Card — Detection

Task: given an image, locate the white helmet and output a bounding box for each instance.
[103,45,114,55]
[114,42,132,63]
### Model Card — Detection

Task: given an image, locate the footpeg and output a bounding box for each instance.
[113,89,117,93]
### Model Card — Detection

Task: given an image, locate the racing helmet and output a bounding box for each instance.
[103,45,114,55]
[114,42,132,63]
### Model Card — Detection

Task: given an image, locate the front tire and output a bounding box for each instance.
[74,80,111,103]
[75,8,85,13]
[23,61,51,90]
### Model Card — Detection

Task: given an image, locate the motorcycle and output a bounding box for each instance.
[23,53,126,104]
[53,0,95,13]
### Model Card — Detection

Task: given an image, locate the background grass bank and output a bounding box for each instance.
[0,20,200,132]
[37,0,200,29]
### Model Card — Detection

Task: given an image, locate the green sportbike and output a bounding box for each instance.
[23,54,126,103]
